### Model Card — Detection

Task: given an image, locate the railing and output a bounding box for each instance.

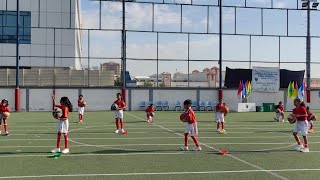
[0,69,114,87]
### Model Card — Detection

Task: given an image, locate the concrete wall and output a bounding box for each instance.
[2,88,320,112]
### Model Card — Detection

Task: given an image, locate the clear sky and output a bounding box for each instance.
[80,0,320,78]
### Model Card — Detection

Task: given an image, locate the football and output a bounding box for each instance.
[287,115,296,124]
[180,113,188,122]
[52,108,63,119]
[82,101,87,107]
[111,103,118,111]
[2,112,10,118]
[310,115,317,121]
[222,106,229,116]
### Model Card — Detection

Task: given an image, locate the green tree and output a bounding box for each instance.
[144,80,153,87]
[114,77,122,86]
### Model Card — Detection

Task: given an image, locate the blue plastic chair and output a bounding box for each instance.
[191,100,197,111]
[206,101,214,111]
[155,101,163,111]
[162,101,169,111]
[175,101,182,111]
[139,101,146,110]
[199,101,206,111]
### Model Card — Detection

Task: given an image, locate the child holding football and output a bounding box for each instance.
[180,99,201,151]
[291,98,309,153]
[78,95,86,123]
[145,104,155,123]
[0,99,10,136]
[215,99,228,134]
[51,95,73,154]
[307,106,317,133]
[114,93,127,135]
[274,101,285,122]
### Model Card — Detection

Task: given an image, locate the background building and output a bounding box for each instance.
[100,62,121,76]
[0,0,82,69]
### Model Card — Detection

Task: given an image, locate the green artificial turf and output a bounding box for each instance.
[0,111,319,180]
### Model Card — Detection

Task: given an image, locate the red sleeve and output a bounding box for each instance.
[6,107,10,112]
[122,101,126,108]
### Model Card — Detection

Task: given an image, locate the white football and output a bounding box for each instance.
[52,108,63,119]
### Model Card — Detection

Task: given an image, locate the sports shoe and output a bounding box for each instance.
[300,147,310,153]
[115,129,119,134]
[122,130,128,135]
[61,148,69,154]
[216,129,221,133]
[193,146,202,151]
[78,121,83,124]
[294,145,304,151]
[4,131,9,136]
[308,129,314,133]
[180,146,189,151]
[147,120,150,123]
[51,148,61,153]
[149,120,154,124]
[0,131,2,135]
[219,129,227,134]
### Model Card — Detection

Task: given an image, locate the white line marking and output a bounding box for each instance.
[1,142,313,149]
[0,152,189,158]
[126,112,289,180]
[1,169,320,179]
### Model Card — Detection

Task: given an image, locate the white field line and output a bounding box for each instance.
[2,169,320,179]
[3,141,320,149]
[126,112,289,180]
[8,135,320,141]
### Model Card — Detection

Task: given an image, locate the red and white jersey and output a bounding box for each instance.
[114,100,126,110]
[0,105,10,113]
[278,105,284,112]
[57,105,69,119]
[307,111,314,121]
[145,107,155,113]
[292,106,307,121]
[215,103,225,112]
[185,107,196,124]
[78,99,85,107]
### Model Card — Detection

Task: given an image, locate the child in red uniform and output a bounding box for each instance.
[274,101,285,122]
[145,104,155,123]
[306,106,317,133]
[0,99,10,136]
[78,95,86,123]
[291,99,309,153]
[180,99,201,151]
[215,99,227,134]
[51,95,73,154]
[114,93,127,135]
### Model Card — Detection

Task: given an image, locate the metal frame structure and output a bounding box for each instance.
[9,0,320,110]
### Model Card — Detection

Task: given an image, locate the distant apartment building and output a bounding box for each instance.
[100,62,121,75]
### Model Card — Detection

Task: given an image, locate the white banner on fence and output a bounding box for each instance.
[252,67,280,92]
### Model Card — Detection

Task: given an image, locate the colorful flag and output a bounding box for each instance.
[298,82,305,100]
[237,80,242,99]
[247,81,252,98]
[245,80,249,97]
[242,80,246,99]
[287,81,292,98]
[292,81,298,99]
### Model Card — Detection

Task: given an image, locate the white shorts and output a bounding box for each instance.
[185,122,198,136]
[216,112,224,123]
[274,112,282,120]
[78,107,84,115]
[293,121,308,136]
[57,119,69,134]
[115,110,124,119]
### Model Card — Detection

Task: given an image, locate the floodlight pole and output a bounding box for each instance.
[218,0,223,100]
[306,0,311,103]
[121,0,127,102]
[15,0,20,111]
